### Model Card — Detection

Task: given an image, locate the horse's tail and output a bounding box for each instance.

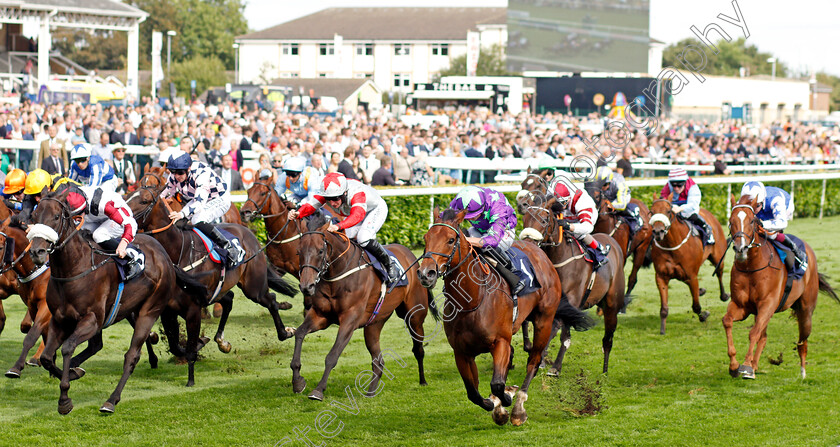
[818,273,839,304]
[554,299,596,332]
[174,266,209,300]
[427,289,441,321]
[267,264,298,298]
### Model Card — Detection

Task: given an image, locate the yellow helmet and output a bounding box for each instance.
[24,169,53,195]
[52,177,81,192]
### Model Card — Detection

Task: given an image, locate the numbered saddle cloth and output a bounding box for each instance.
[770,234,807,280]
[365,246,408,287]
[504,247,541,295]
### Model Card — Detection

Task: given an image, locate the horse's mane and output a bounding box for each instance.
[440,208,460,222]
[306,211,330,231]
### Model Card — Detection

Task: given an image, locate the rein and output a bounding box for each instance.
[299,229,359,283]
[422,222,491,313]
[650,199,692,252]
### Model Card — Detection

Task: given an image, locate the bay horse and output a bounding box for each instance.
[649,197,729,334]
[417,208,594,426]
[28,190,208,414]
[291,211,433,401]
[127,172,298,353]
[519,197,625,376]
[585,181,653,295]
[724,196,838,379]
[239,178,303,278]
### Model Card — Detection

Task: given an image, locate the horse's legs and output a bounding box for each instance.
[753,326,769,372]
[521,321,532,352]
[513,305,556,426]
[655,274,670,335]
[101,312,158,413]
[547,324,571,377]
[57,313,99,415]
[39,317,68,378]
[710,253,730,302]
[183,303,203,387]
[741,305,774,379]
[602,307,618,374]
[213,291,234,353]
[309,316,360,401]
[28,300,50,366]
[454,352,494,411]
[722,301,749,377]
[126,313,158,369]
[0,301,5,336]
[6,303,51,377]
[362,321,387,396]
[395,301,427,385]
[68,332,103,369]
[688,276,709,322]
[160,309,187,358]
[794,303,814,379]
[290,311,329,394]
[489,340,512,406]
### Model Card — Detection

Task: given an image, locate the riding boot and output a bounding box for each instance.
[481,247,526,296]
[207,226,244,268]
[593,241,611,270]
[779,235,807,270]
[99,238,142,281]
[362,239,400,283]
[688,213,715,245]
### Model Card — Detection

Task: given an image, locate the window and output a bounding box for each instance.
[393,73,411,88]
[281,43,299,55]
[431,43,449,56]
[353,72,372,79]
[318,73,328,78]
[280,72,299,78]
[319,43,335,56]
[355,43,373,56]
[394,43,411,56]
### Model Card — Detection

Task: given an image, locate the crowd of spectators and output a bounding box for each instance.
[0,99,837,192]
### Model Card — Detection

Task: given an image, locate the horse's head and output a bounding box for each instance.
[28,190,74,266]
[515,187,549,215]
[418,206,468,289]
[520,167,552,194]
[585,180,606,209]
[298,211,333,296]
[519,197,558,245]
[730,195,761,261]
[139,169,167,189]
[240,180,282,223]
[649,196,674,242]
[126,183,167,231]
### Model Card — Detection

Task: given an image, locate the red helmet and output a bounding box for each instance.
[553,182,573,207]
[321,172,348,198]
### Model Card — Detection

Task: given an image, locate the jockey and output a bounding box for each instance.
[551,174,610,269]
[70,143,118,192]
[274,157,322,204]
[449,185,525,296]
[2,168,26,212]
[660,168,714,245]
[10,169,52,228]
[66,184,144,280]
[594,166,641,233]
[288,172,399,283]
[740,181,806,268]
[162,152,244,268]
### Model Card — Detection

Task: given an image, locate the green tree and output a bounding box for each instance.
[52,29,127,71]
[433,44,518,81]
[165,55,228,99]
[662,37,787,78]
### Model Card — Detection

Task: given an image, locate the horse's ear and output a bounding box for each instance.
[652,192,658,203]
[0,216,9,231]
[143,162,150,175]
[526,166,532,174]
[433,205,441,222]
[666,193,673,202]
[455,209,467,223]
[546,197,556,210]
[729,194,736,209]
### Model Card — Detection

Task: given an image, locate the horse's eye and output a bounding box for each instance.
[448,238,455,244]
[318,248,324,255]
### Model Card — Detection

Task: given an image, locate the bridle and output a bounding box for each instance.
[730,204,762,252]
[421,222,486,279]
[298,229,353,284]
[521,205,561,247]
[242,181,286,219]
[522,173,550,192]
[34,197,85,254]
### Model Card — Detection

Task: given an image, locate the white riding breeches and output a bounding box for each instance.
[467,227,515,252]
[82,216,138,244]
[344,202,388,244]
[190,196,230,225]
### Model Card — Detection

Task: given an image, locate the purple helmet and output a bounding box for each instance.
[450,186,486,220]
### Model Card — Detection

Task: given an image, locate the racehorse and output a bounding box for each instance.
[127,172,298,353]
[291,211,433,401]
[649,197,729,334]
[519,197,625,376]
[417,207,594,426]
[27,190,208,414]
[585,180,653,295]
[239,178,303,278]
[724,195,838,379]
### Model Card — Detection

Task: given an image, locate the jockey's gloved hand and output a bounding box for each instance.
[559,220,571,231]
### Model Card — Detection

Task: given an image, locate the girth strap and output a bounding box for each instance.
[776,273,794,313]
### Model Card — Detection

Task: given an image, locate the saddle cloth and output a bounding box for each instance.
[504,247,541,295]
[113,245,145,282]
[770,234,807,280]
[365,246,408,287]
[682,218,711,247]
[192,227,241,265]
[567,237,609,270]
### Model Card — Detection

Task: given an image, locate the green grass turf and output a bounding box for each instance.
[1,216,840,446]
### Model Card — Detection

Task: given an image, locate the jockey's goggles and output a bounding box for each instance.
[284,170,302,177]
[669,181,686,188]
[170,169,188,176]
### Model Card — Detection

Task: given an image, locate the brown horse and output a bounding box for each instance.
[585,181,653,295]
[127,172,298,353]
[291,211,433,401]
[519,197,625,376]
[239,179,303,278]
[28,190,208,414]
[724,196,838,379]
[417,208,593,426]
[0,202,19,346]
[649,198,729,334]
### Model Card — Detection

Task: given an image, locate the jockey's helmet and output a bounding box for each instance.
[321,172,348,199]
[283,157,306,175]
[158,147,183,165]
[667,168,688,188]
[553,181,574,208]
[53,177,82,192]
[3,168,26,194]
[71,143,92,161]
[66,188,88,215]
[168,152,193,173]
[24,169,52,196]
[740,181,766,207]
[595,166,614,183]
[451,186,485,220]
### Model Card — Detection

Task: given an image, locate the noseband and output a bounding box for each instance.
[299,230,352,284]
[242,181,281,218]
[730,204,762,251]
[421,222,477,278]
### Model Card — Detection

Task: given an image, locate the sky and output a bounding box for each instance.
[244,0,840,76]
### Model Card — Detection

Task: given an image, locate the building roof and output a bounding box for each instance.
[271,78,380,101]
[239,7,506,41]
[0,0,147,18]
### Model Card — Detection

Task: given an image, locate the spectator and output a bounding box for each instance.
[216,153,244,192]
[112,143,136,193]
[713,152,731,175]
[410,151,434,186]
[371,156,398,186]
[328,152,341,174]
[616,147,634,178]
[337,145,358,180]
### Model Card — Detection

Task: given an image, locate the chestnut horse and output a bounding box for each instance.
[418,208,593,426]
[519,197,625,376]
[585,181,653,295]
[127,172,298,353]
[649,198,729,334]
[291,211,433,401]
[724,196,838,379]
[28,190,208,414]
[239,179,303,278]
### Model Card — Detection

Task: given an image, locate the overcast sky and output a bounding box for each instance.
[244,0,840,76]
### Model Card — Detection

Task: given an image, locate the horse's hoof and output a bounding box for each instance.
[738,364,755,379]
[698,288,706,296]
[26,357,41,367]
[148,332,159,345]
[174,356,188,365]
[729,367,739,378]
[523,341,533,353]
[99,402,115,414]
[197,336,210,350]
[149,358,158,369]
[69,367,86,381]
[278,301,293,310]
[546,367,559,377]
[308,390,324,401]
[283,327,296,339]
[186,380,195,388]
[217,339,232,354]
[490,395,509,425]
[212,303,223,318]
[419,380,428,387]
[699,311,710,322]
[292,377,306,394]
[58,399,74,415]
[720,293,730,302]
[800,367,806,379]
[5,369,21,379]
[510,390,529,426]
